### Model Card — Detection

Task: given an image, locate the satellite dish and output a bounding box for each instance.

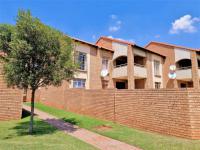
[169,65,176,71]
[101,69,108,77]
[168,72,176,79]
[168,64,176,79]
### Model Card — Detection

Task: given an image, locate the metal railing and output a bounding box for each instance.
[114,63,145,68]
[114,63,127,68]
[134,63,145,68]
[176,66,192,70]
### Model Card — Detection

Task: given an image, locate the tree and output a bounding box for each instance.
[0,10,76,134]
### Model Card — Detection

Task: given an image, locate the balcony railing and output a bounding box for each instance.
[134,63,145,68]
[112,65,127,78]
[176,67,192,79]
[176,66,192,70]
[113,63,147,78]
[114,63,127,68]
[134,64,147,78]
[114,63,145,68]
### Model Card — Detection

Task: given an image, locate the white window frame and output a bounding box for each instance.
[76,51,87,71]
[102,58,109,70]
[73,79,86,88]
[154,60,160,77]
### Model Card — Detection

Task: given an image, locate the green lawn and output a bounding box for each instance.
[27,102,200,150]
[0,115,97,150]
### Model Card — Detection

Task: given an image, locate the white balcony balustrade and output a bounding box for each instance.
[176,66,192,80]
[134,63,147,78]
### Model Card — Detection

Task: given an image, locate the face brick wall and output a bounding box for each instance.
[36,85,200,139]
[115,89,192,138]
[187,89,200,139]
[0,64,22,121]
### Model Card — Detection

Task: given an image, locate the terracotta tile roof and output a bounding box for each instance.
[96,36,166,57]
[71,36,113,52]
[145,41,199,51]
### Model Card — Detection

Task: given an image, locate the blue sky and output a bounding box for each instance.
[0,0,200,48]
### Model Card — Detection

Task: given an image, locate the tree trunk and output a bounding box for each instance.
[29,89,35,134]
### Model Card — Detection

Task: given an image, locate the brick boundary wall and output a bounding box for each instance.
[0,88,22,121]
[32,86,200,139]
[0,64,22,121]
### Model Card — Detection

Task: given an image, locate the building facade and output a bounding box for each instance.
[146,41,200,88]
[69,37,113,89]
[70,37,165,89]
[2,36,199,91]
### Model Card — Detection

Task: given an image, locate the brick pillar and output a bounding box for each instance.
[191,51,199,89]
[127,45,135,89]
[145,53,153,88]
[108,60,115,88]
[174,80,179,88]
[96,48,102,89]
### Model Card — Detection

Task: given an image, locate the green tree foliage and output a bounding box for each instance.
[0,10,76,133]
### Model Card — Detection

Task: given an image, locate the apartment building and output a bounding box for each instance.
[70,36,165,89]
[96,37,165,89]
[146,41,200,88]
[69,37,113,89]
[3,35,198,90]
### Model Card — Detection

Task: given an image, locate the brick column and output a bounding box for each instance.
[173,80,179,88]
[191,51,200,89]
[108,60,115,88]
[145,53,153,88]
[127,45,135,89]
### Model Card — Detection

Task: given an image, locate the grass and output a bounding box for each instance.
[27,102,200,150]
[0,112,97,150]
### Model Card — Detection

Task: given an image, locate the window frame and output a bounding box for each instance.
[75,51,87,71]
[155,82,161,89]
[154,60,161,77]
[102,58,109,70]
[73,79,86,88]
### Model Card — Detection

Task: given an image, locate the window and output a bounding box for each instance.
[102,58,109,70]
[154,60,160,76]
[73,79,86,88]
[155,82,161,89]
[76,51,87,71]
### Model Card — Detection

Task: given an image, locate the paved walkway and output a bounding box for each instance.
[23,105,141,150]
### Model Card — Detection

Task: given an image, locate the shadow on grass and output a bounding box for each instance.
[4,109,81,140]
[3,109,58,139]
[62,117,79,125]
[13,119,58,136]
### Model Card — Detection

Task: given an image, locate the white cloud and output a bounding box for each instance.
[169,15,200,34]
[92,35,96,40]
[116,20,122,25]
[110,14,117,19]
[109,26,121,32]
[154,34,160,38]
[108,14,122,32]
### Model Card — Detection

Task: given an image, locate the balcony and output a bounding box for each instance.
[112,64,127,78]
[112,63,147,79]
[176,67,192,80]
[134,63,147,78]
